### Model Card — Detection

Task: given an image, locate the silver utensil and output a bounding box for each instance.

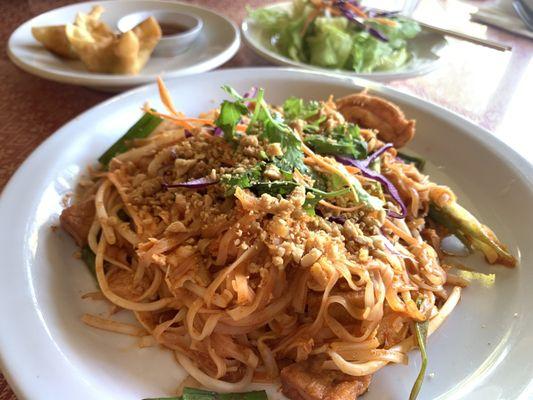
[513,0,533,31]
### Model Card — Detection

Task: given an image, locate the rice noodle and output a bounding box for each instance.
[62,78,512,398]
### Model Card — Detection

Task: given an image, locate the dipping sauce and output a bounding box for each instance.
[159,23,189,36]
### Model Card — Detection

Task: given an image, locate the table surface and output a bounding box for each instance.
[1,0,532,399]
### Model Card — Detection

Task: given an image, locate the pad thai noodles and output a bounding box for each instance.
[61,78,516,400]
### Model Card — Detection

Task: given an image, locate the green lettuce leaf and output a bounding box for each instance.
[307,17,354,69]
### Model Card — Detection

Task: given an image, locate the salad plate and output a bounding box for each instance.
[7,0,240,92]
[242,2,447,82]
[0,68,532,400]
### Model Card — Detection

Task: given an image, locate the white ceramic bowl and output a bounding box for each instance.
[118,10,203,57]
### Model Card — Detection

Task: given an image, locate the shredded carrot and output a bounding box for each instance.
[370,17,397,27]
[300,8,321,37]
[345,3,368,18]
[345,165,360,174]
[157,77,183,117]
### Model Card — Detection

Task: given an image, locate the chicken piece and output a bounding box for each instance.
[281,360,371,400]
[60,198,95,246]
[336,92,415,148]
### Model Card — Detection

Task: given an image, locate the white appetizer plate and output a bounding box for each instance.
[242,2,447,82]
[7,0,240,91]
[0,68,532,400]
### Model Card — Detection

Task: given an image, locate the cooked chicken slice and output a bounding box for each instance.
[281,360,371,400]
[336,92,415,148]
[60,197,95,246]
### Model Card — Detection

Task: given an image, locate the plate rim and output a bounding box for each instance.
[0,67,532,400]
[7,0,241,88]
[241,1,447,82]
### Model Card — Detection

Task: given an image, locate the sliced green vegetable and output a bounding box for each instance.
[429,202,516,267]
[409,300,429,400]
[81,245,96,279]
[99,112,162,166]
[304,124,367,160]
[397,152,425,172]
[143,387,268,400]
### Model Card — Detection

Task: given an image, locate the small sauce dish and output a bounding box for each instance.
[117,11,203,57]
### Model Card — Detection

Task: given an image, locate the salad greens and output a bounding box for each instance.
[249,0,421,73]
[144,387,268,400]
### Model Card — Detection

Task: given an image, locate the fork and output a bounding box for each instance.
[513,0,533,31]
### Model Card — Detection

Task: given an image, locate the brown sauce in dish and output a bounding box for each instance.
[159,23,189,36]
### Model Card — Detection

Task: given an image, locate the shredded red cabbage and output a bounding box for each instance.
[333,0,389,42]
[213,127,223,137]
[336,144,407,218]
[163,176,219,189]
[184,130,193,138]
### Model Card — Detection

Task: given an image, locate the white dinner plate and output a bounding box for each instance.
[7,0,240,91]
[0,68,532,400]
[242,2,447,82]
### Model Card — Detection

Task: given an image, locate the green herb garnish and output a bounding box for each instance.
[99,112,162,166]
[221,163,265,196]
[282,96,320,121]
[215,100,248,143]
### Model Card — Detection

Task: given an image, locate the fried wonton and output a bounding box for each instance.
[65,16,161,74]
[31,6,105,60]
[32,5,161,75]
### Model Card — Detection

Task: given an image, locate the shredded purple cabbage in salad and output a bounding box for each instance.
[333,0,389,42]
